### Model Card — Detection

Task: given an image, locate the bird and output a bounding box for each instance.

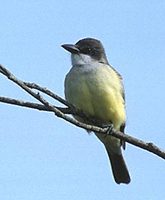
[61,37,131,184]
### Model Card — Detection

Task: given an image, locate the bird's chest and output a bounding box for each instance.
[65,67,98,111]
[65,66,119,119]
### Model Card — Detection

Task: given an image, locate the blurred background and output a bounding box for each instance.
[0,1,165,199]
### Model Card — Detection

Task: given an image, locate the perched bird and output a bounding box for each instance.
[62,38,131,184]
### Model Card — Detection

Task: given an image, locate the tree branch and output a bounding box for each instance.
[23,82,71,107]
[0,64,165,160]
[0,96,72,113]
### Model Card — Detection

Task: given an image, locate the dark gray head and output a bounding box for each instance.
[62,38,109,64]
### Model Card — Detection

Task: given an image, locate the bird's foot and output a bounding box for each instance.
[103,124,114,135]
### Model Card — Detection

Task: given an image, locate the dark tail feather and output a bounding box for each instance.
[105,147,131,184]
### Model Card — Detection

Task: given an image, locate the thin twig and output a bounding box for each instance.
[23,82,71,107]
[0,96,72,113]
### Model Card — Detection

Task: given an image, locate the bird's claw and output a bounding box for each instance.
[104,124,114,135]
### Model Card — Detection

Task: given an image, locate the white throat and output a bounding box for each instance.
[71,53,97,66]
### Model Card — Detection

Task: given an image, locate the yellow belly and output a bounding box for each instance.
[65,65,126,131]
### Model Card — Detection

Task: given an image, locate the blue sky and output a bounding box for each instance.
[0,1,165,199]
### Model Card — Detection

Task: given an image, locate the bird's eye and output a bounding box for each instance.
[81,47,92,54]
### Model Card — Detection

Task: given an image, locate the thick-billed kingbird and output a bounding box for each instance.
[62,38,131,184]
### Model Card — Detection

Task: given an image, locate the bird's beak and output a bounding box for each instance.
[61,44,80,54]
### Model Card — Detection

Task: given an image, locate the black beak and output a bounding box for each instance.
[61,44,80,54]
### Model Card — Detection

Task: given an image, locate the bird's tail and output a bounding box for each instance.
[105,146,131,184]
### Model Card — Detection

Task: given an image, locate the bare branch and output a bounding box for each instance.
[23,82,71,107]
[110,130,165,159]
[0,64,165,160]
[0,96,72,113]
